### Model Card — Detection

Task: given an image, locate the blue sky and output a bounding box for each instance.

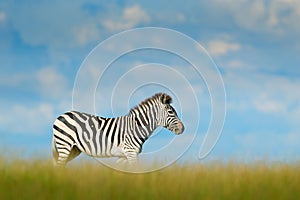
[1,0,300,164]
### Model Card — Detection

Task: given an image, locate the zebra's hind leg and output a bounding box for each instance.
[52,137,73,167]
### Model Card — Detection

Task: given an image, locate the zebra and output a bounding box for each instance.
[52,93,184,166]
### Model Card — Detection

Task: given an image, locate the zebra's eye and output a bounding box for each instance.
[167,106,178,116]
[166,108,173,115]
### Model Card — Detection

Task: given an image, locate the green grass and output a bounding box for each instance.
[0,158,300,200]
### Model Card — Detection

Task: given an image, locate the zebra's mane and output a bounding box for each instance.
[129,93,172,115]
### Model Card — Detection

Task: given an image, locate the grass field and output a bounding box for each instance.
[0,158,299,200]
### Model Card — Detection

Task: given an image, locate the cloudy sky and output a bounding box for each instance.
[1,0,300,163]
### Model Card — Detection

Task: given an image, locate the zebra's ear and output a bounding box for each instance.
[160,93,172,104]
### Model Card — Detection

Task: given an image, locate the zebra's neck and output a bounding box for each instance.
[128,100,160,142]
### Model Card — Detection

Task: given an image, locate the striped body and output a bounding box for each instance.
[52,93,184,166]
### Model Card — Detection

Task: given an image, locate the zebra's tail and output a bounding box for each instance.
[52,136,59,166]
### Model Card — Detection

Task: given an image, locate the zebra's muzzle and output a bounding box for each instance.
[173,121,184,135]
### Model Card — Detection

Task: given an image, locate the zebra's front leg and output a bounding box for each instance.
[116,157,127,164]
[117,149,138,166]
[125,149,138,162]
[116,154,138,164]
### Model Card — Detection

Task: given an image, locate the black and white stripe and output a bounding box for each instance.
[52,93,184,166]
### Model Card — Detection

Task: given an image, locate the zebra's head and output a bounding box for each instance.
[157,93,184,135]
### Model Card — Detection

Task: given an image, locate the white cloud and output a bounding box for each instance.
[226,60,245,69]
[0,67,70,100]
[176,13,186,22]
[211,0,265,31]
[36,67,70,99]
[225,69,300,126]
[0,11,6,23]
[212,0,300,35]
[207,40,241,56]
[268,0,300,30]
[102,4,150,32]
[254,95,286,114]
[123,4,149,22]
[0,102,55,135]
[72,23,100,45]
[0,66,71,135]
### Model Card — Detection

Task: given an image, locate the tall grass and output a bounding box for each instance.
[0,158,299,200]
